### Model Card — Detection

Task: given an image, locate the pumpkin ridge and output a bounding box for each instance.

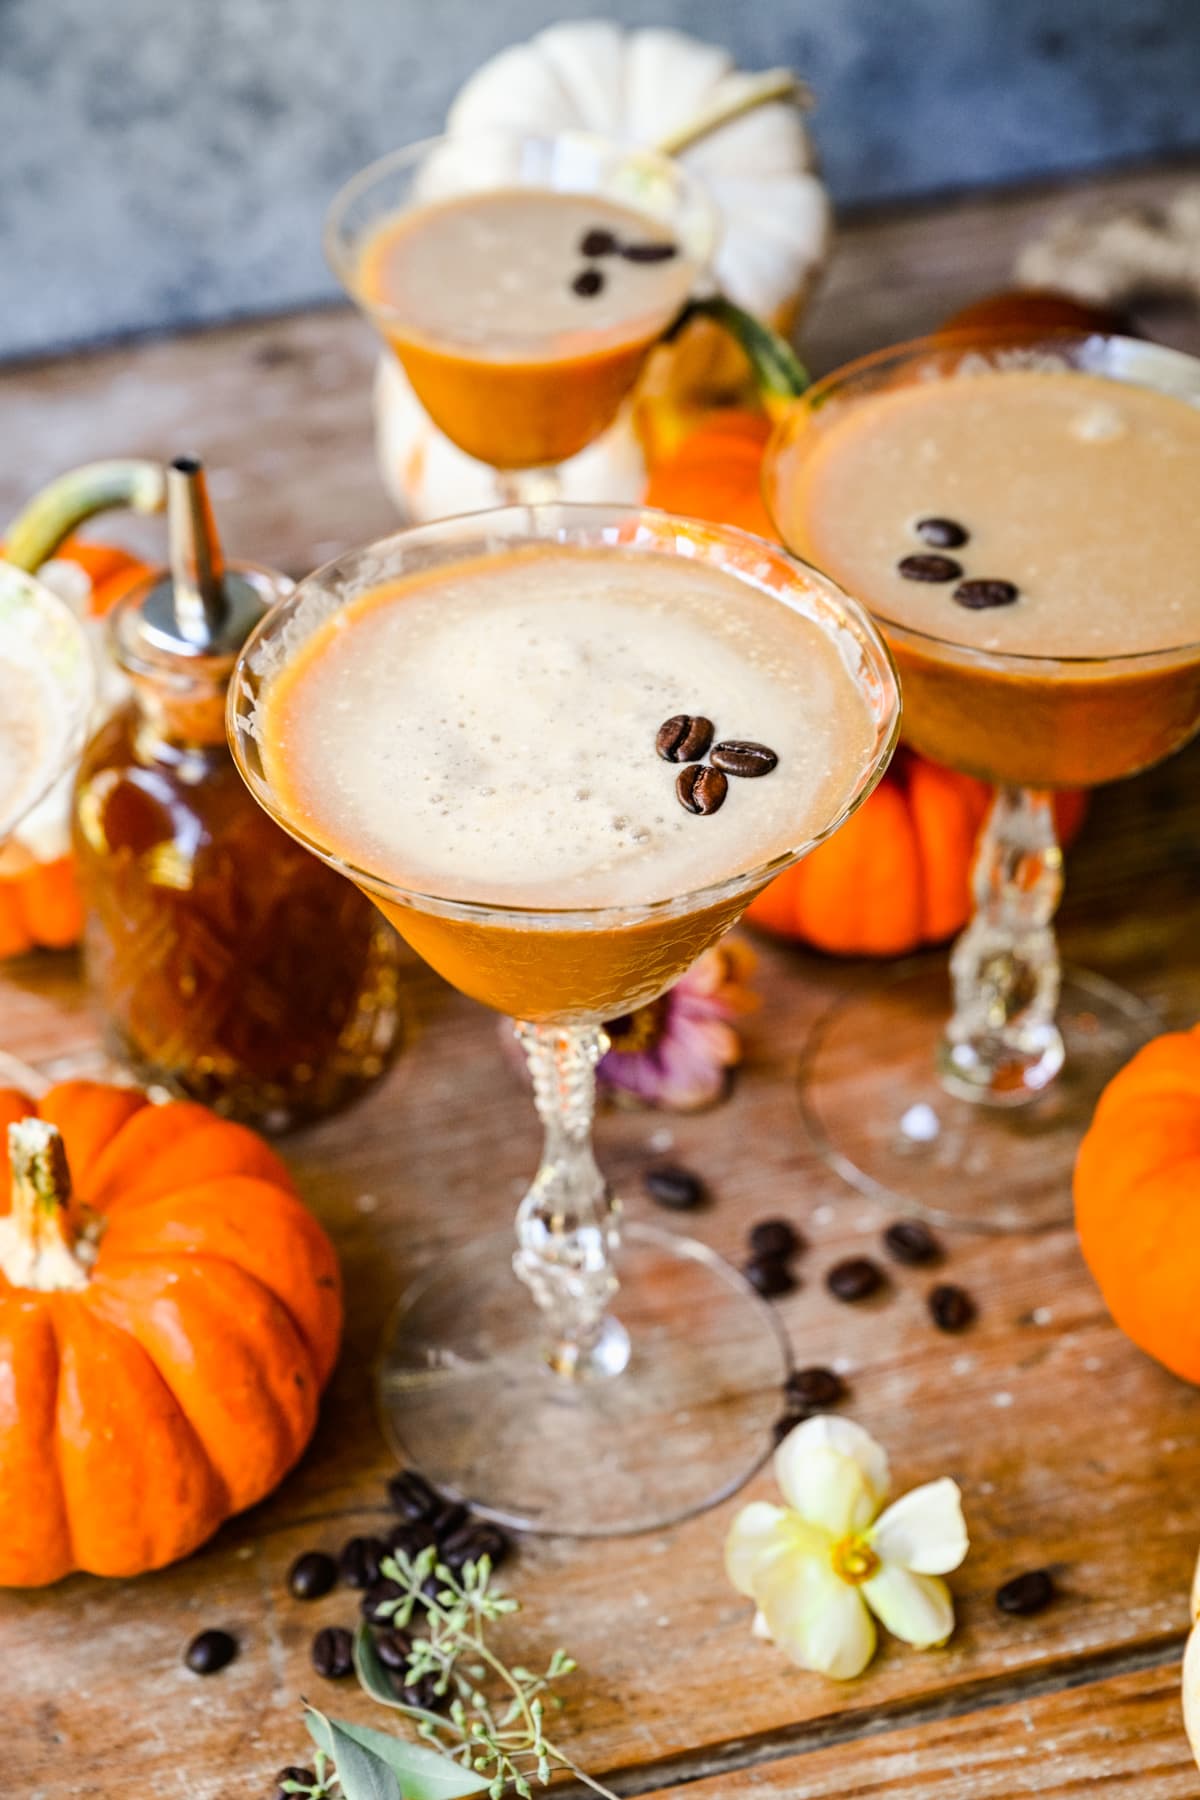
[41,1305,74,1571]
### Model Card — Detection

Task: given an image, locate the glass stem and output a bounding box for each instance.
[494,466,563,506]
[512,1022,629,1380]
[939,785,1065,1106]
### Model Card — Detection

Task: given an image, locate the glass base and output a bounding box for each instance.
[800,960,1159,1234]
[377,1220,790,1537]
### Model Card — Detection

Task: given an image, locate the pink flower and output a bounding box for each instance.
[598,938,758,1112]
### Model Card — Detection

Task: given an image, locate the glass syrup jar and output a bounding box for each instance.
[72,458,406,1130]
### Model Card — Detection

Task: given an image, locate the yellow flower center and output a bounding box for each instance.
[831,1534,880,1586]
[604,997,669,1056]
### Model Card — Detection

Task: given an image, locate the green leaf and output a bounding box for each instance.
[355,1625,410,1711]
[665,296,810,401]
[307,1707,490,1800]
[305,1714,400,1800]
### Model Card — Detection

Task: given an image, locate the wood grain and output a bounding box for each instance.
[2,159,1200,1798]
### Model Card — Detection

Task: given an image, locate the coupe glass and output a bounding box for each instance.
[325,129,716,505]
[229,504,899,1535]
[764,333,1200,1232]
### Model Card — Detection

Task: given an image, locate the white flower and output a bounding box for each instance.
[725,1415,968,1680]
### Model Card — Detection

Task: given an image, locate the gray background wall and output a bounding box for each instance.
[2,0,1198,363]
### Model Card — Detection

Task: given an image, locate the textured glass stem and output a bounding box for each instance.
[512,1023,629,1379]
[494,465,563,507]
[940,786,1065,1106]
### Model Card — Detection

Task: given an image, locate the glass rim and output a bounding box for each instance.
[323,126,720,323]
[226,502,901,930]
[763,328,1200,671]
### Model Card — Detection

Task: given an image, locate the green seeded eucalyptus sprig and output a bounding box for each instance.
[301,1545,618,1800]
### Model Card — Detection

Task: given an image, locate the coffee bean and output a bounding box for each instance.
[785,1365,846,1412]
[572,267,605,298]
[395,1669,443,1711]
[656,713,714,762]
[621,241,678,263]
[897,553,963,583]
[287,1549,337,1600]
[441,1521,511,1573]
[916,517,968,549]
[274,1767,318,1798]
[749,1217,800,1258]
[361,1578,404,1625]
[710,740,779,778]
[954,577,1020,609]
[312,1625,355,1680]
[374,1627,413,1671]
[996,1568,1055,1616]
[929,1283,976,1331]
[387,1519,438,1558]
[429,1501,471,1545]
[772,1410,805,1446]
[826,1257,884,1302]
[744,1254,796,1298]
[883,1218,942,1267]
[387,1469,441,1521]
[338,1534,387,1589]
[644,1163,706,1210]
[184,1628,237,1675]
[676,763,728,816]
[580,228,619,257]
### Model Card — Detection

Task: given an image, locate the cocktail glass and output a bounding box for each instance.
[764,333,1200,1232]
[324,129,717,505]
[228,504,899,1535]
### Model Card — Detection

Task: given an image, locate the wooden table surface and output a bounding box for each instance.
[5,158,1200,1800]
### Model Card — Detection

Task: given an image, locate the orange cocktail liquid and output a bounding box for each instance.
[770,367,1200,787]
[257,544,875,1022]
[356,190,697,469]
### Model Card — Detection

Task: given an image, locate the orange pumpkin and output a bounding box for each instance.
[937,289,1134,342]
[1075,1027,1200,1383]
[0,538,149,959]
[644,408,774,537]
[0,1079,342,1585]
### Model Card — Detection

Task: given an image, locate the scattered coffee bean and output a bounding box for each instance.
[897,553,963,583]
[785,1365,846,1412]
[374,1629,412,1674]
[396,1669,443,1711]
[441,1520,511,1572]
[580,228,619,257]
[387,1469,441,1521]
[883,1218,942,1267]
[361,1578,404,1625]
[710,740,779,778]
[915,516,968,549]
[338,1534,387,1589]
[644,1163,706,1210]
[656,712,714,762]
[184,1628,237,1675]
[430,1501,471,1544]
[749,1217,801,1258]
[929,1283,976,1331]
[827,1257,885,1303]
[744,1254,796,1298]
[996,1568,1055,1616]
[312,1625,355,1680]
[388,1519,438,1558]
[287,1549,337,1600]
[274,1767,318,1799]
[571,267,605,298]
[953,577,1019,609]
[772,1410,805,1446]
[621,241,679,262]
[676,763,728,816]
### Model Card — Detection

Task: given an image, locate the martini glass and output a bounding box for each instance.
[229,504,899,1536]
[325,129,716,505]
[764,333,1200,1232]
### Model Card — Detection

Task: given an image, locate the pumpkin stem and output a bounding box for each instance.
[0,1118,89,1292]
[4,459,166,576]
[654,69,810,158]
[665,297,810,410]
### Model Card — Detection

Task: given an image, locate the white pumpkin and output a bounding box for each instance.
[1184,1546,1200,1768]
[374,19,831,522]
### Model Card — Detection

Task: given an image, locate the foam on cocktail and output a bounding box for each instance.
[259,545,876,910]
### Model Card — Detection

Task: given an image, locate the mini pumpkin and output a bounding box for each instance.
[0,1080,342,1585]
[1075,1026,1200,1385]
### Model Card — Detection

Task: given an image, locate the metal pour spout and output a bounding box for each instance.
[167,455,228,648]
